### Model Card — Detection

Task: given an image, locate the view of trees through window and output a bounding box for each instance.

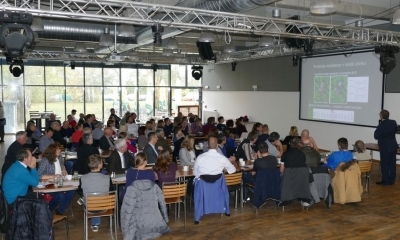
[0,61,201,132]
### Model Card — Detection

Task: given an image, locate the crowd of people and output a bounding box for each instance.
[0,107,395,238]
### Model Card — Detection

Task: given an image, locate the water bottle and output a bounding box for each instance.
[58,177,64,187]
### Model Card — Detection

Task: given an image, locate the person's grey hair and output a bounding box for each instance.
[83,127,92,134]
[115,139,127,150]
[16,131,27,140]
[94,121,103,128]
[82,133,93,144]
[156,128,164,137]
[16,149,30,162]
[51,121,60,129]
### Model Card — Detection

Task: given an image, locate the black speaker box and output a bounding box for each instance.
[196,41,215,61]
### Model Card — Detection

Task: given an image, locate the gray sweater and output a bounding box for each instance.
[80,172,111,197]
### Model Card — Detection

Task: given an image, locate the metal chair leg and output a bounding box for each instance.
[234,190,238,209]
[65,218,70,240]
[184,198,187,230]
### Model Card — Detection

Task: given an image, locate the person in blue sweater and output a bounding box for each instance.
[324,137,354,171]
[2,149,39,205]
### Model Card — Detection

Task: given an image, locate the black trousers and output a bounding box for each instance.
[0,124,4,141]
[380,149,397,184]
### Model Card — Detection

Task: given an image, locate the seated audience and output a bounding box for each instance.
[324,137,354,171]
[109,108,121,129]
[119,111,131,125]
[67,115,77,128]
[38,143,75,214]
[235,117,248,138]
[190,118,203,135]
[353,140,371,161]
[256,124,269,146]
[118,132,137,154]
[71,109,78,122]
[217,116,226,133]
[26,122,41,150]
[280,138,307,173]
[127,113,139,137]
[137,126,148,149]
[145,121,153,136]
[92,122,104,140]
[143,132,159,165]
[2,131,28,177]
[107,119,117,136]
[201,128,219,152]
[155,128,172,153]
[76,133,99,174]
[179,135,196,166]
[118,123,128,135]
[157,120,165,130]
[301,145,322,168]
[51,121,67,147]
[61,121,74,138]
[78,127,93,148]
[226,119,235,136]
[188,113,195,124]
[181,117,189,135]
[107,139,134,174]
[78,113,85,124]
[39,127,54,153]
[282,126,301,150]
[46,113,61,128]
[99,127,115,151]
[217,133,228,157]
[266,132,283,158]
[154,150,177,188]
[299,129,318,150]
[173,126,185,161]
[193,137,236,178]
[202,117,217,136]
[71,123,83,144]
[225,128,237,149]
[252,122,263,135]
[163,117,173,137]
[79,154,112,232]
[122,152,155,198]
[83,114,95,130]
[2,149,38,205]
[235,131,258,160]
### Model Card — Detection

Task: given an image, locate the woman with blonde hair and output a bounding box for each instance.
[283,126,301,150]
[154,150,177,188]
[179,135,195,166]
[353,140,371,161]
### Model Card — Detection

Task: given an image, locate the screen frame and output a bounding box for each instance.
[298,49,385,128]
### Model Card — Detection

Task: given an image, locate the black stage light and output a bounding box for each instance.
[9,59,24,77]
[292,55,299,67]
[375,45,399,74]
[231,62,237,71]
[304,38,314,55]
[70,61,75,70]
[191,66,203,80]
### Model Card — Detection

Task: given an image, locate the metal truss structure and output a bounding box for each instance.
[0,0,398,64]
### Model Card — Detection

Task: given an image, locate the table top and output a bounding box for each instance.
[33,180,79,193]
[365,143,400,154]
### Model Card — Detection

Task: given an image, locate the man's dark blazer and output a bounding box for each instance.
[2,141,23,177]
[75,144,99,174]
[143,143,158,164]
[107,150,134,174]
[99,135,114,151]
[374,119,398,152]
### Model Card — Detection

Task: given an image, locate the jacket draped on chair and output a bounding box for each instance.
[252,168,281,209]
[332,160,363,204]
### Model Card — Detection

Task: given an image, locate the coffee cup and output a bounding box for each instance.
[183,166,189,171]
[66,175,72,181]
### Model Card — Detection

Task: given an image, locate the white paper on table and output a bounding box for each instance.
[114,176,126,182]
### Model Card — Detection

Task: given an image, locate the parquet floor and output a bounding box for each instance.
[1,136,400,240]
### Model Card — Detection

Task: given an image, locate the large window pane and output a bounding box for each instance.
[121,87,138,116]
[85,68,102,86]
[138,87,154,121]
[104,87,120,119]
[171,88,199,116]
[3,65,23,86]
[66,67,84,85]
[85,87,103,121]
[171,65,185,86]
[25,86,45,124]
[138,69,153,86]
[104,68,120,86]
[45,66,64,85]
[121,68,137,86]
[155,69,169,86]
[66,87,84,118]
[155,87,169,117]
[3,86,24,131]
[46,86,66,121]
[25,66,44,85]
[187,66,201,87]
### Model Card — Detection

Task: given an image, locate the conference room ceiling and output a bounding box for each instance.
[3,0,400,64]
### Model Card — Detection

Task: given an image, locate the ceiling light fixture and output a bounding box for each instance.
[198,32,215,43]
[310,0,336,15]
[162,48,174,56]
[355,0,363,27]
[272,2,281,18]
[259,36,274,47]
[31,17,44,31]
[74,42,87,53]
[223,44,236,53]
[152,24,164,46]
[118,24,135,37]
[393,9,400,25]
[99,27,114,47]
[165,37,179,50]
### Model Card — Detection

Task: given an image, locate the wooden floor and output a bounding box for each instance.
[1,136,400,239]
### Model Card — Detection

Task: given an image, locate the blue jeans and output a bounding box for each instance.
[64,160,74,174]
[91,217,101,226]
[242,172,254,200]
[49,191,75,213]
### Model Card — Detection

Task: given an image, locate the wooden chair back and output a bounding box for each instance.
[163,182,187,200]
[85,191,117,212]
[225,172,242,186]
[358,160,372,174]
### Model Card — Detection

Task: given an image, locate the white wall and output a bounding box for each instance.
[203,91,400,154]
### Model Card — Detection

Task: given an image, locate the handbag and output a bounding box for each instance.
[0,119,5,126]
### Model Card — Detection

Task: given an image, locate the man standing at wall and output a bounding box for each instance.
[374,109,398,185]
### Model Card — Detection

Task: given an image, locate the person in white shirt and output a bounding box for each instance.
[194,137,237,178]
[127,114,139,137]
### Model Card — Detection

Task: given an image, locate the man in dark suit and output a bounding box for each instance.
[2,131,28,178]
[75,133,99,174]
[374,109,399,185]
[143,132,159,165]
[83,114,95,130]
[99,128,115,151]
[107,139,134,174]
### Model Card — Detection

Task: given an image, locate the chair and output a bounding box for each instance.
[224,172,243,211]
[53,215,69,240]
[358,160,373,194]
[162,181,187,229]
[84,191,117,240]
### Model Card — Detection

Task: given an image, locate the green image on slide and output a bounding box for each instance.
[330,75,348,104]
[313,76,330,103]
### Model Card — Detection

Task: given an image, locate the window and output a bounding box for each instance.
[138,87,154,121]
[171,88,199,116]
[45,66,64,85]
[85,68,102,86]
[121,68,137,86]
[121,87,138,116]
[138,69,153,86]
[46,86,66,121]
[155,69,169,86]
[85,87,103,121]
[171,65,185,86]
[104,87,120,120]
[66,67,84,85]
[66,87,84,119]
[104,68,120,86]
[3,86,24,131]
[25,86,45,123]
[155,87,169,117]
[25,65,44,85]
[3,65,23,86]
[187,66,201,87]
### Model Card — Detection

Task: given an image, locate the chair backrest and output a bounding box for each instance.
[162,181,187,199]
[358,160,372,173]
[85,191,117,212]
[224,171,242,186]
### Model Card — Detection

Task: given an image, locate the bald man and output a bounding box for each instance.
[99,127,115,151]
[194,137,236,178]
[299,129,318,150]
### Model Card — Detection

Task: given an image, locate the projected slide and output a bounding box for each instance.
[300,51,383,127]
